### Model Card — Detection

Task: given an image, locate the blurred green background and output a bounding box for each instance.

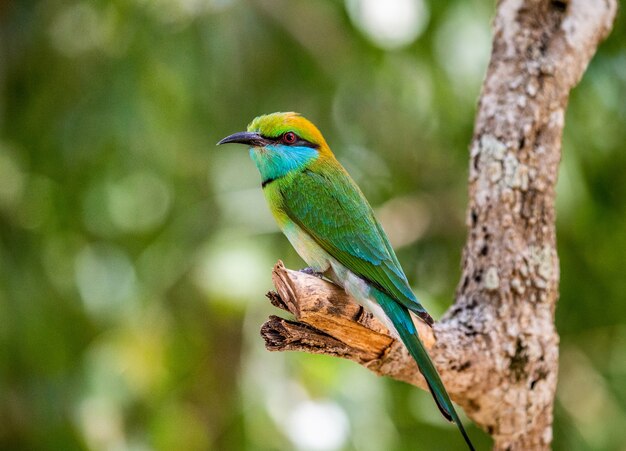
[1,0,625,450]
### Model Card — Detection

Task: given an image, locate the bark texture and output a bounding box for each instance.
[260,1,617,449]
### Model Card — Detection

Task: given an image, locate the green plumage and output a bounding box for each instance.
[218,112,475,451]
[277,160,433,324]
[276,158,475,451]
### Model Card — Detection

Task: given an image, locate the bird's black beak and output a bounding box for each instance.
[217,131,269,147]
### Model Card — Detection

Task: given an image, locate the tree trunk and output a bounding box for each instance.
[259,0,617,449]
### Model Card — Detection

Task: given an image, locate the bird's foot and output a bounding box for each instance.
[299,267,325,279]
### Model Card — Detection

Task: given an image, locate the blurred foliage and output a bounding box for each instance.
[0,0,625,450]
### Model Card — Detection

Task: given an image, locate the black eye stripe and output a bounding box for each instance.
[294,139,319,148]
[260,134,319,148]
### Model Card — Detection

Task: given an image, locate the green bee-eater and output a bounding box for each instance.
[218,112,474,450]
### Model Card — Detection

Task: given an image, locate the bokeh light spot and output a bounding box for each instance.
[346,0,428,50]
[77,396,125,451]
[106,171,172,234]
[434,4,491,89]
[193,236,272,305]
[376,196,431,248]
[49,2,108,56]
[75,243,137,317]
[286,400,350,451]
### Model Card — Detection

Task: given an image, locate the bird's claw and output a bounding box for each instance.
[299,267,324,279]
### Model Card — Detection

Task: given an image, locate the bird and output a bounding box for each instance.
[218,112,474,450]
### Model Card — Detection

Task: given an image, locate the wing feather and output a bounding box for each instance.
[279,165,432,323]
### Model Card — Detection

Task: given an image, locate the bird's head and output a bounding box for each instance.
[218,112,328,150]
[218,112,332,184]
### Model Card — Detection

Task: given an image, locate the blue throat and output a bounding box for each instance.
[250,144,318,185]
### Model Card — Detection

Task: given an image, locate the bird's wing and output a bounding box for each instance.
[279,166,432,324]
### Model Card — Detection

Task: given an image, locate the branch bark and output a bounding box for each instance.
[259,1,617,449]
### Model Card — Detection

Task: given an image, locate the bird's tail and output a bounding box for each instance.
[371,288,475,451]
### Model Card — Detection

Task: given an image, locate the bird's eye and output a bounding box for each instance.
[282,132,297,145]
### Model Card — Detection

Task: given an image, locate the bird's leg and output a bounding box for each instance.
[299,267,325,279]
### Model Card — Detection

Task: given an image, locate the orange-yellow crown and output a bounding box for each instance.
[247,112,329,150]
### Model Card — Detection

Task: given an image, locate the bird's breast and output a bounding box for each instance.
[280,220,332,273]
[262,182,332,272]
